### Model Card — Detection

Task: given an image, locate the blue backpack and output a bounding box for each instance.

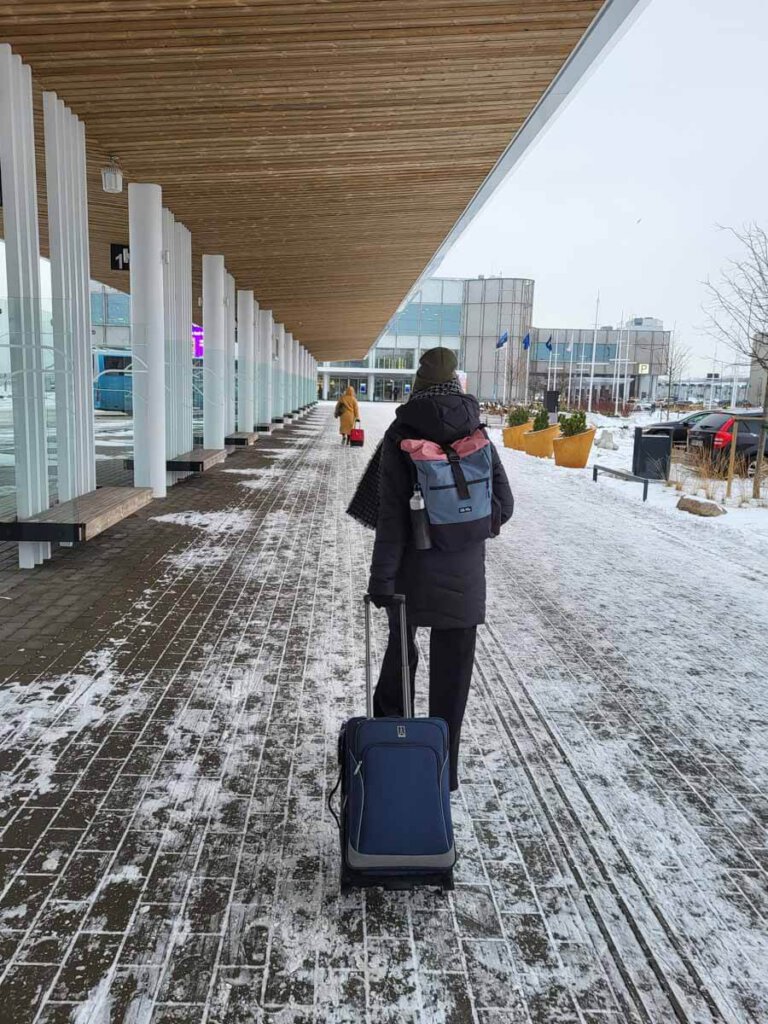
[400,429,495,551]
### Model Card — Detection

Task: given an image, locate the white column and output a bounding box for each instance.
[160,212,192,474]
[367,373,375,403]
[287,334,295,415]
[176,222,193,455]
[162,207,176,466]
[272,322,285,425]
[225,273,236,436]
[290,336,298,415]
[43,91,96,504]
[292,335,299,414]
[290,335,298,415]
[129,183,166,498]
[295,342,303,413]
[322,371,329,401]
[256,308,273,431]
[0,47,50,567]
[282,333,290,417]
[237,290,255,433]
[202,254,226,449]
[297,346,305,412]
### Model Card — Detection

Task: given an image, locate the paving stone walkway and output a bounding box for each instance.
[0,403,766,1024]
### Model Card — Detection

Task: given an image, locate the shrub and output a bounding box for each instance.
[506,406,531,427]
[558,409,588,437]
[531,407,550,432]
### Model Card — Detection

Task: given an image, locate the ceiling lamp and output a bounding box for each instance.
[100,157,123,194]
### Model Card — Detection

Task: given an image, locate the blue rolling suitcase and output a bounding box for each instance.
[334,594,455,893]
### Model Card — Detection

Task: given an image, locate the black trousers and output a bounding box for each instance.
[372,608,477,791]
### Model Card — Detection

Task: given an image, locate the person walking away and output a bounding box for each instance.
[338,386,360,445]
[366,347,514,791]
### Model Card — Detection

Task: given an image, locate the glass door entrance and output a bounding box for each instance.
[373,377,409,402]
[327,375,367,399]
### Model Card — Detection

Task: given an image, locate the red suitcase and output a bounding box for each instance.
[348,420,365,447]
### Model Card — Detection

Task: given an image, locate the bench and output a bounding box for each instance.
[225,432,258,447]
[592,464,650,501]
[124,448,228,473]
[0,486,153,544]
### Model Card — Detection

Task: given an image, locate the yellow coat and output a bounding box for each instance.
[338,388,360,435]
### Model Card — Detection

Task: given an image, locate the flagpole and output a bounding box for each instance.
[587,291,600,414]
[503,336,510,407]
[552,336,559,394]
[613,308,624,415]
[567,333,574,408]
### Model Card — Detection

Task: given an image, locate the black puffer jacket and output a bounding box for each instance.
[368,393,514,628]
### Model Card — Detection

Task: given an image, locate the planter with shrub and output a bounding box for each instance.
[553,410,596,468]
[522,407,561,458]
[502,406,535,449]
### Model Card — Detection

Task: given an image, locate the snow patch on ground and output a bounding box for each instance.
[105,863,143,885]
[0,647,140,807]
[151,510,254,534]
[161,546,231,573]
[238,478,273,492]
[257,448,299,459]
[73,976,112,1024]
[491,427,768,548]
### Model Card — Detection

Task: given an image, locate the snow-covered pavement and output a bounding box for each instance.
[0,402,766,1023]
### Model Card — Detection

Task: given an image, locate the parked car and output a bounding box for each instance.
[688,412,767,475]
[644,409,717,445]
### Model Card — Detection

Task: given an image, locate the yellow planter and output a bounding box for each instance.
[553,428,596,469]
[502,421,534,450]
[522,424,561,459]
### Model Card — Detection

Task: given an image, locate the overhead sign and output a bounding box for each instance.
[110,244,130,271]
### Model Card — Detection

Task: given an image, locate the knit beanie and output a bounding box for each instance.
[412,347,458,392]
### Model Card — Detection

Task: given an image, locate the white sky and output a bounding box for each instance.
[436,0,768,375]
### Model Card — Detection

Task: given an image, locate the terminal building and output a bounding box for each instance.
[318,276,534,403]
[525,317,671,407]
[320,290,670,408]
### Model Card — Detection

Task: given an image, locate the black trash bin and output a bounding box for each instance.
[633,427,672,480]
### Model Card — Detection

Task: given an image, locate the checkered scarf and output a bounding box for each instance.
[409,378,464,401]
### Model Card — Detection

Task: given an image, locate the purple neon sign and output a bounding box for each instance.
[192,324,204,358]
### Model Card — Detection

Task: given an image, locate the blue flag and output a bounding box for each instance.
[545,335,553,352]
[522,332,531,351]
[496,330,509,350]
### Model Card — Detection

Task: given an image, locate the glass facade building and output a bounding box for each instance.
[528,320,670,406]
[319,277,532,402]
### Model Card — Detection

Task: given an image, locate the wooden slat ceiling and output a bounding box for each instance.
[0,1,603,359]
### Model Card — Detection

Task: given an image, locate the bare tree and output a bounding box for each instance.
[704,223,768,498]
[662,333,691,411]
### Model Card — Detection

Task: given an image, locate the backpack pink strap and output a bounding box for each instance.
[451,429,490,457]
[400,438,444,460]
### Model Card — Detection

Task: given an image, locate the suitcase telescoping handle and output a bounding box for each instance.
[363,593,412,720]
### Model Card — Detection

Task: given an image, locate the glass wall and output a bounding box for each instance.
[374,347,415,370]
[461,277,535,402]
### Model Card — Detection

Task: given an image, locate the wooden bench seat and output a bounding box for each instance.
[0,486,153,544]
[124,448,228,473]
[225,432,258,447]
